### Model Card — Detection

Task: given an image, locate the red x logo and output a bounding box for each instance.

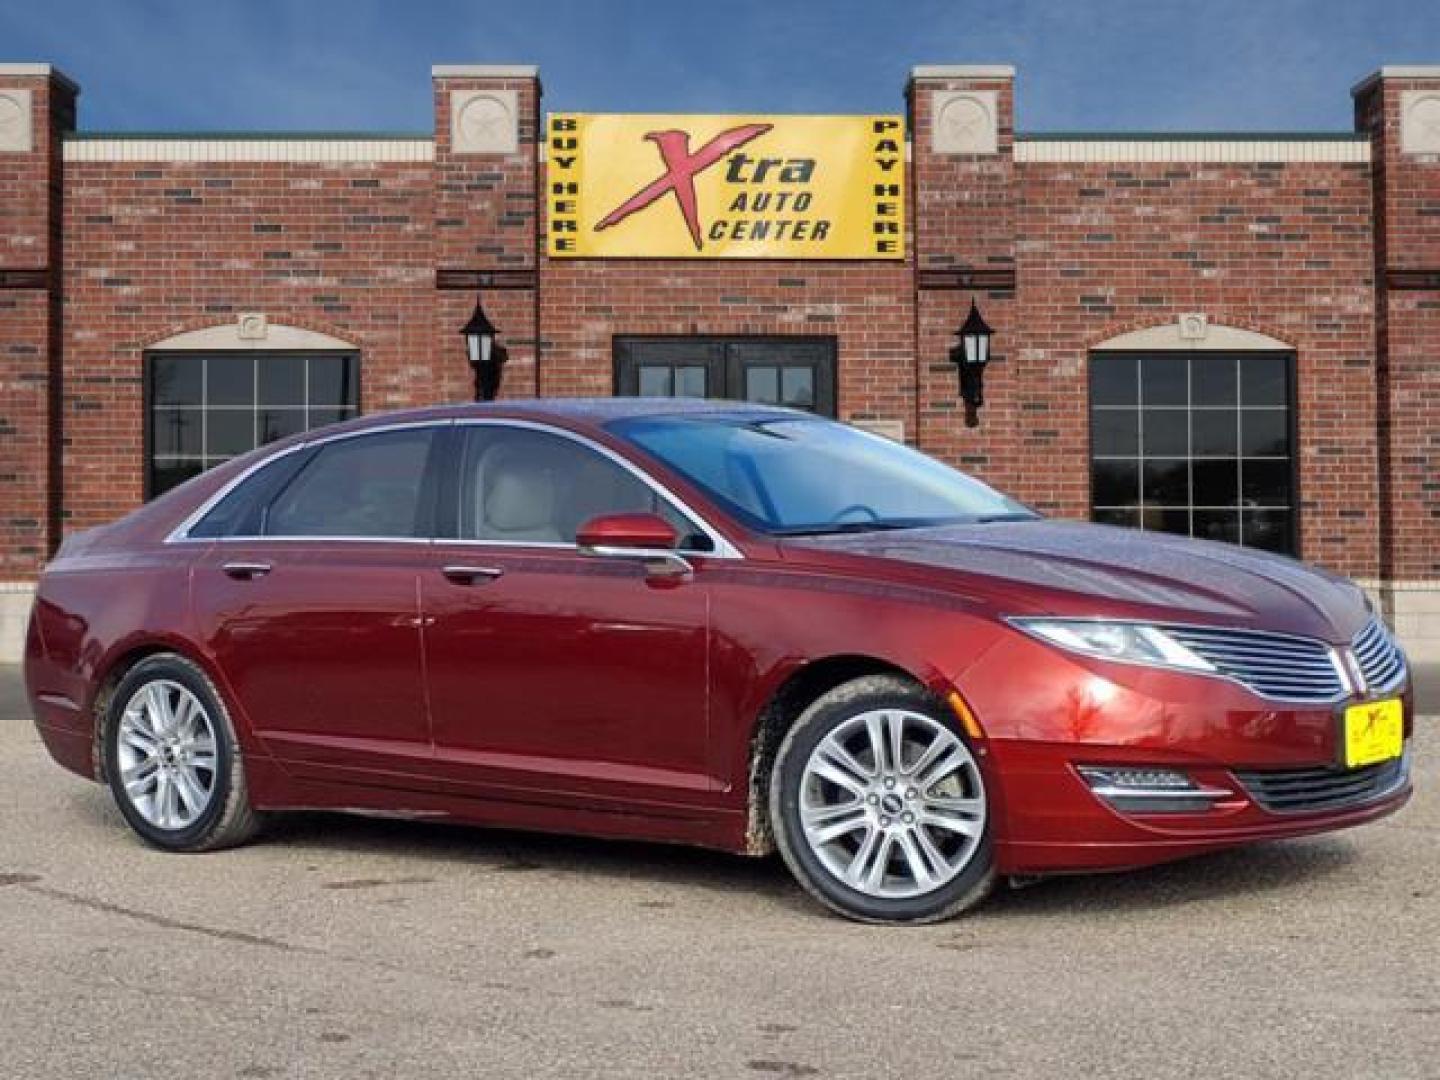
[595,123,773,251]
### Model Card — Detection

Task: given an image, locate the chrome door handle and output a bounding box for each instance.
[221,561,272,580]
[441,564,504,584]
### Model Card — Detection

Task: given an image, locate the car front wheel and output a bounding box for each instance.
[770,675,995,923]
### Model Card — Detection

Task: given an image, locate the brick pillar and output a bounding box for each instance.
[907,66,1026,497]
[431,65,541,403]
[1355,66,1440,661]
[0,64,76,658]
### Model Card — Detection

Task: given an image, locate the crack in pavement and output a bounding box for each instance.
[8,877,657,1015]
[19,882,311,953]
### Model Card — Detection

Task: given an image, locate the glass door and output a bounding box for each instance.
[615,337,837,417]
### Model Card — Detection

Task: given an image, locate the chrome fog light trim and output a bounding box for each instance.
[1077,765,1232,814]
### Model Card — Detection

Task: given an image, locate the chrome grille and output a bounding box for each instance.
[1234,753,1408,814]
[1352,619,1406,693]
[1163,625,1344,704]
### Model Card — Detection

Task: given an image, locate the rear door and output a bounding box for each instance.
[190,424,442,780]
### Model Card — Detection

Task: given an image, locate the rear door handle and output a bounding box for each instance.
[222,561,272,580]
[441,564,504,584]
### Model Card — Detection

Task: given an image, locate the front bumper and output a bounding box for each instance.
[988,737,1412,874]
[955,628,1416,875]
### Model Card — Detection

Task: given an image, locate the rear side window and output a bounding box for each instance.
[187,450,312,539]
[265,428,436,538]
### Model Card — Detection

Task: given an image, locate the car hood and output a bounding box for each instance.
[784,519,1370,643]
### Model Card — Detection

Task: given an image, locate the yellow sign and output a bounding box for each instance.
[547,113,905,259]
[1342,698,1404,768]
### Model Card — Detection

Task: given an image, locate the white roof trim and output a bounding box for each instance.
[911,64,1015,80]
[431,64,538,78]
[63,138,434,163]
[1094,323,1293,352]
[1352,66,1440,95]
[1015,139,1370,163]
[0,63,78,91]
[147,323,358,352]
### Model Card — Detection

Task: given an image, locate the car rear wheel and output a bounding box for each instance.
[104,654,261,851]
[770,675,994,923]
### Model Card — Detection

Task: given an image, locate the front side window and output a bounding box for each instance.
[609,415,1034,535]
[455,426,710,549]
[1089,351,1295,553]
[146,352,358,497]
[265,428,434,538]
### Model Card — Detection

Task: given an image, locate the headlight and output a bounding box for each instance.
[1008,619,1216,673]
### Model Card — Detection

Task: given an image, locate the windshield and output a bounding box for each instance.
[609,414,1038,535]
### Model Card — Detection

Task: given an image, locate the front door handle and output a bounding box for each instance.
[222,561,272,580]
[441,564,504,584]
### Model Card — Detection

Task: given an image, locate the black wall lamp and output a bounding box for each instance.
[461,294,507,402]
[948,299,994,428]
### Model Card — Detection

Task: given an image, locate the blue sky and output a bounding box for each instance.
[2,0,1437,133]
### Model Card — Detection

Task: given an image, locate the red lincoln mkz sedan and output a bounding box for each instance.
[25,400,1413,923]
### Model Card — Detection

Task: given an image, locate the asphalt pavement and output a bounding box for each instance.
[1,665,1436,1080]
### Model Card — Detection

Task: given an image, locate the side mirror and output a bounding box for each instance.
[576,513,690,578]
[576,512,678,550]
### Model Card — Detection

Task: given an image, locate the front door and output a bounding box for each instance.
[421,422,717,810]
[615,336,837,416]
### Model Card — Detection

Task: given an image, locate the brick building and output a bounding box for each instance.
[0,61,1437,662]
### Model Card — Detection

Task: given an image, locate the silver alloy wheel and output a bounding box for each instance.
[798,708,986,900]
[115,679,219,831]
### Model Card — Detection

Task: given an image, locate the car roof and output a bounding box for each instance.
[335,396,807,431]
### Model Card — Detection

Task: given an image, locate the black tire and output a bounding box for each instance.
[769,674,995,924]
[103,653,262,851]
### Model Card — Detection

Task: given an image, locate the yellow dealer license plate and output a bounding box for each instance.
[1343,699,1404,768]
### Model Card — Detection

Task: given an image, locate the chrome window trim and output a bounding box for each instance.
[448,417,744,560]
[164,419,451,544]
[165,442,310,544]
[165,416,744,560]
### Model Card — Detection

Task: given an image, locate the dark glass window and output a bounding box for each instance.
[266,428,434,538]
[1089,351,1295,554]
[188,450,312,539]
[146,352,359,498]
[615,337,837,416]
[454,426,711,550]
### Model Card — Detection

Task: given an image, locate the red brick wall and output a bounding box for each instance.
[0,288,53,574]
[0,72,72,577]
[537,258,915,422]
[3,63,1433,596]
[1012,157,1379,577]
[1357,75,1440,581]
[910,75,1025,515]
[60,155,439,531]
[907,74,1379,578]
[909,73,1020,510]
[431,75,539,267]
[431,74,540,403]
[910,73,1016,275]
